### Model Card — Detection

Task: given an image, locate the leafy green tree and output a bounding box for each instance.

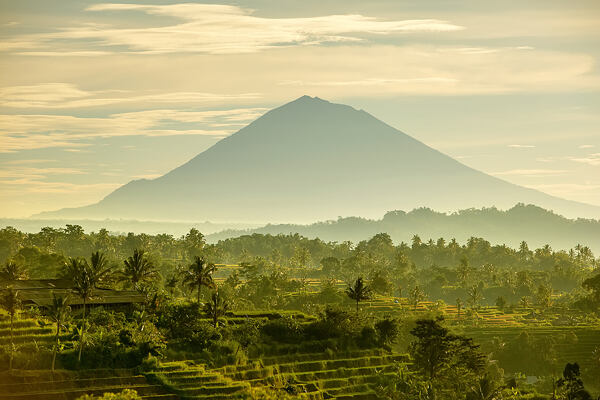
[203,290,229,328]
[466,373,504,400]
[0,260,28,282]
[535,283,552,310]
[0,288,20,370]
[467,283,484,310]
[409,285,425,311]
[375,317,400,347]
[409,317,486,399]
[184,228,205,259]
[346,277,372,314]
[320,257,341,278]
[369,269,393,295]
[165,273,179,297]
[77,388,142,400]
[457,256,471,286]
[292,246,311,268]
[580,273,600,310]
[557,363,592,400]
[121,249,157,291]
[183,256,216,303]
[495,296,506,311]
[47,292,71,371]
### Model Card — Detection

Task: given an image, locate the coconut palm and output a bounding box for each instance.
[63,257,93,363]
[204,290,229,328]
[183,256,216,303]
[467,283,484,310]
[121,249,158,290]
[346,277,372,314]
[0,288,21,370]
[47,292,70,371]
[63,253,110,363]
[0,260,28,282]
[89,251,112,285]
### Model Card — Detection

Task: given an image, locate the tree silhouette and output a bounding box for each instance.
[47,292,70,371]
[456,298,463,318]
[204,290,229,328]
[0,288,21,370]
[183,256,217,303]
[467,283,484,310]
[0,260,28,282]
[410,317,485,398]
[409,285,425,311]
[63,253,110,363]
[346,277,372,314]
[557,363,592,400]
[121,249,157,291]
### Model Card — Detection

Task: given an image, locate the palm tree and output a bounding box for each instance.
[204,290,229,328]
[467,283,484,310]
[0,288,21,370]
[456,297,463,318]
[0,260,28,282]
[121,249,158,290]
[63,257,92,363]
[346,277,372,314]
[63,253,110,364]
[183,256,216,303]
[47,292,70,371]
[89,251,112,285]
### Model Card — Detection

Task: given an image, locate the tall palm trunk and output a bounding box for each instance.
[9,311,14,370]
[197,284,201,303]
[78,299,86,363]
[52,316,61,371]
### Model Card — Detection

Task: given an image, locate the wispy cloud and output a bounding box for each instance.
[1,4,464,55]
[579,144,595,149]
[0,106,267,152]
[570,153,600,166]
[280,77,458,87]
[0,83,261,108]
[508,144,536,148]
[0,179,121,194]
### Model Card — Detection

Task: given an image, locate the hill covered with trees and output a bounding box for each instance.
[208,203,600,253]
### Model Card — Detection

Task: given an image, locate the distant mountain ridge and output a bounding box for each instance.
[37,96,600,221]
[207,204,600,253]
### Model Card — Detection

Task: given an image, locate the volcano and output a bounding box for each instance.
[38,96,600,222]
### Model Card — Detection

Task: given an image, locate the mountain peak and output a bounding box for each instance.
[283,95,332,109]
[36,97,600,222]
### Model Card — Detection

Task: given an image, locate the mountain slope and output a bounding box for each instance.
[38,96,600,221]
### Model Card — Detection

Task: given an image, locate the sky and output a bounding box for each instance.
[0,0,599,218]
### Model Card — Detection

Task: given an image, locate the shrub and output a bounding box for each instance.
[77,389,141,400]
[261,316,303,343]
[357,326,378,349]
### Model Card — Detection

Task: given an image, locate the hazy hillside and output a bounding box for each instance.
[207,204,600,253]
[37,96,600,221]
[0,218,257,237]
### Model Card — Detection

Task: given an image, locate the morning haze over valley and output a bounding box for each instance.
[0,1,599,400]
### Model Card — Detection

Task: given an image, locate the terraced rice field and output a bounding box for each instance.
[150,349,409,399]
[0,318,70,346]
[465,326,600,369]
[0,369,177,400]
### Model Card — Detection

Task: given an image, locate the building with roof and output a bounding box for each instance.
[1,279,145,309]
